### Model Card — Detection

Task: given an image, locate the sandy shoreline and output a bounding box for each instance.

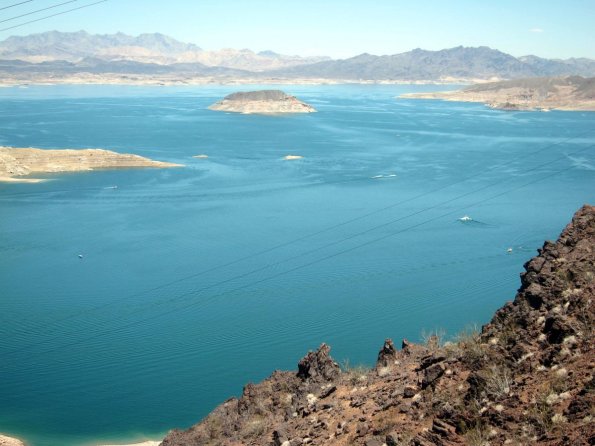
[0,434,162,446]
[0,434,25,446]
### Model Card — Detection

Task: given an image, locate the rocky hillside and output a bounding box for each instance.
[161,205,595,446]
[402,76,595,111]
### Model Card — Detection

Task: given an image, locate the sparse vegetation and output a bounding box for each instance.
[455,325,487,368]
[340,359,371,386]
[483,365,512,399]
[421,328,446,351]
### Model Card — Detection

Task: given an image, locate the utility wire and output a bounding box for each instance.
[0,0,33,11]
[4,131,591,334]
[9,157,586,372]
[0,0,106,32]
[2,143,592,368]
[0,0,77,24]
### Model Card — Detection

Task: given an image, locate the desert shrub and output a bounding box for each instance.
[483,365,512,399]
[241,415,269,439]
[340,359,371,386]
[456,325,487,368]
[527,388,555,435]
[421,328,446,352]
[464,424,491,446]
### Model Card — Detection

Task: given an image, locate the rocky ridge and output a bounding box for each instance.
[208,90,316,114]
[161,205,595,446]
[0,147,182,182]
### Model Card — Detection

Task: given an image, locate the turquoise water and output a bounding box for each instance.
[0,84,594,446]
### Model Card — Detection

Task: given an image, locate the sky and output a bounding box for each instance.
[0,0,594,59]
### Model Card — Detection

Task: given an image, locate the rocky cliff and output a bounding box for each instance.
[161,205,594,446]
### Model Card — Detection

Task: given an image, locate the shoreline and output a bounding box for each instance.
[0,76,478,87]
[400,91,595,111]
[0,433,163,446]
[0,147,183,183]
[0,434,25,446]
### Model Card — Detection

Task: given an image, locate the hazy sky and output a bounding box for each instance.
[1,0,594,59]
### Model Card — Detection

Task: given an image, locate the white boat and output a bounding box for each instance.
[459,215,473,222]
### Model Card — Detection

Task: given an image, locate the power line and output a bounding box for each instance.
[0,0,33,12]
[5,130,595,335]
[0,0,106,32]
[2,143,592,368]
[9,158,586,372]
[0,0,77,25]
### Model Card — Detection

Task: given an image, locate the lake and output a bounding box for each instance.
[0,84,593,446]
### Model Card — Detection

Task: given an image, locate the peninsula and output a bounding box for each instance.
[208,90,316,114]
[401,76,595,111]
[0,147,182,183]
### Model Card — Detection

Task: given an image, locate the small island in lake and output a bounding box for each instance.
[401,76,595,111]
[208,90,317,114]
[0,147,182,183]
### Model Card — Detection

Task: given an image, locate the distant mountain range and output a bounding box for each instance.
[0,30,329,71]
[1,31,594,82]
[272,47,595,80]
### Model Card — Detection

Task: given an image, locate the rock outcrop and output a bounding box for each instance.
[0,146,182,182]
[161,205,595,446]
[401,76,595,111]
[208,90,316,114]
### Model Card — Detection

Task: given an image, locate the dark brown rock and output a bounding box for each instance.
[544,315,575,344]
[319,385,336,399]
[422,362,445,388]
[377,338,398,367]
[403,385,417,398]
[297,343,340,383]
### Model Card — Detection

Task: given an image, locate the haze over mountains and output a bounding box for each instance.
[2,31,595,82]
[0,31,330,71]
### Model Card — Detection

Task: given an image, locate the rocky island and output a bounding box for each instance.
[161,205,595,446]
[208,90,316,114]
[0,147,182,183]
[401,76,595,111]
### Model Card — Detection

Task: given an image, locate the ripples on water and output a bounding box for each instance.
[0,84,594,446]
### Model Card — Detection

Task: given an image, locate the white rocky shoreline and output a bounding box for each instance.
[0,147,183,183]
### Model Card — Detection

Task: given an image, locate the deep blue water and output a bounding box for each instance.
[0,84,594,446]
